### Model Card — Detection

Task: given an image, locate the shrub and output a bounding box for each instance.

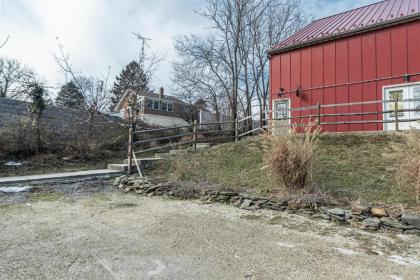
[265,124,320,191]
[396,131,420,203]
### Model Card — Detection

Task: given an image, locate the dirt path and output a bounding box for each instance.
[1,191,420,280]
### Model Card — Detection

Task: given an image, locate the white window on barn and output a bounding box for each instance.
[168,103,174,112]
[383,83,420,131]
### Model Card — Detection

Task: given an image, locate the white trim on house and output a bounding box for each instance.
[139,114,189,128]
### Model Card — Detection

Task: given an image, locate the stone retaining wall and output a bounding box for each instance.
[115,175,420,237]
[0,97,126,156]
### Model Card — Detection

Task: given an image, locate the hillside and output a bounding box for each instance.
[149,133,417,207]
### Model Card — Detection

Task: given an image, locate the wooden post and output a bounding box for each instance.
[394,98,399,132]
[235,118,239,142]
[127,127,133,175]
[193,120,197,152]
[317,102,321,126]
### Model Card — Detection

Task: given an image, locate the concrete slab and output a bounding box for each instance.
[0,169,122,185]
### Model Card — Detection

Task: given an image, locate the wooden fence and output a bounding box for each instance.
[127,97,420,175]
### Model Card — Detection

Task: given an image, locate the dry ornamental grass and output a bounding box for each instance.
[265,123,321,191]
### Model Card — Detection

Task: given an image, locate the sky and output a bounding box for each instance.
[0,0,378,96]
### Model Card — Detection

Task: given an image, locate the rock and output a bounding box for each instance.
[240,199,253,209]
[319,206,328,214]
[287,200,300,210]
[401,214,420,229]
[298,208,315,215]
[219,191,238,196]
[229,196,241,203]
[327,208,346,216]
[404,229,420,236]
[351,204,371,216]
[371,207,389,218]
[233,198,243,207]
[254,200,268,207]
[215,195,231,202]
[113,177,121,186]
[380,217,410,230]
[362,218,380,231]
[320,213,330,220]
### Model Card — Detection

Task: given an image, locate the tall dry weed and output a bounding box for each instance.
[265,123,321,191]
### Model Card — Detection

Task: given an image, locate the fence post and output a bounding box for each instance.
[235,118,239,142]
[127,127,134,175]
[193,120,197,152]
[394,98,399,132]
[317,102,321,126]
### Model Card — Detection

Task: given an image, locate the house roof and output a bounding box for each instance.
[269,0,420,55]
[114,89,183,112]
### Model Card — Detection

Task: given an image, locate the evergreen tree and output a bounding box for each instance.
[55,80,85,109]
[110,61,150,110]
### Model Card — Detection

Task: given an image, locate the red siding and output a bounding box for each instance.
[270,20,420,132]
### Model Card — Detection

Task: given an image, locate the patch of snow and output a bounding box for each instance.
[334,248,359,256]
[276,242,296,248]
[388,255,420,267]
[389,275,403,280]
[0,186,32,194]
[4,161,23,167]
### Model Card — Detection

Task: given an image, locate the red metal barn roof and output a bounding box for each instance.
[269,0,420,54]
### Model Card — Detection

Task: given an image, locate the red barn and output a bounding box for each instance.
[268,0,420,132]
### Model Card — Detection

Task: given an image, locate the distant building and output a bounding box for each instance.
[114,87,190,127]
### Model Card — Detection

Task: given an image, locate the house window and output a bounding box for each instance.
[161,102,168,111]
[147,100,153,109]
[153,100,160,110]
[168,103,173,112]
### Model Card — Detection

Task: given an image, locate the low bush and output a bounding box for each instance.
[265,124,320,191]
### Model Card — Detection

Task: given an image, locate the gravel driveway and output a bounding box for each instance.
[1,190,420,280]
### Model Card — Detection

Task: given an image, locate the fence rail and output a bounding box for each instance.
[127,97,420,175]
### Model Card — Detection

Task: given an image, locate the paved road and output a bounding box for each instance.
[0,169,121,185]
[1,192,419,280]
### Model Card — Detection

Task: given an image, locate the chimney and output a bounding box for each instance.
[159,87,164,99]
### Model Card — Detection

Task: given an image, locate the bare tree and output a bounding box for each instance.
[0,35,9,49]
[0,57,37,99]
[173,0,307,130]
[54,39,112,136]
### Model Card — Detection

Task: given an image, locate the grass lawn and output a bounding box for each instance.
[149,132,417,207]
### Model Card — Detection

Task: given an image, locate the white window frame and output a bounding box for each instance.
[383,82,420,131]
[272,98,291,125]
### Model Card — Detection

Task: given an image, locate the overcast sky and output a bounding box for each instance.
[0,0,377,96]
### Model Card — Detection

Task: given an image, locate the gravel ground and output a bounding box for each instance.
[1,188,420,280]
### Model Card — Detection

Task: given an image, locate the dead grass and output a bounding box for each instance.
[265,125,320,190]
[396,131,420,203]
[148,132,418,207]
